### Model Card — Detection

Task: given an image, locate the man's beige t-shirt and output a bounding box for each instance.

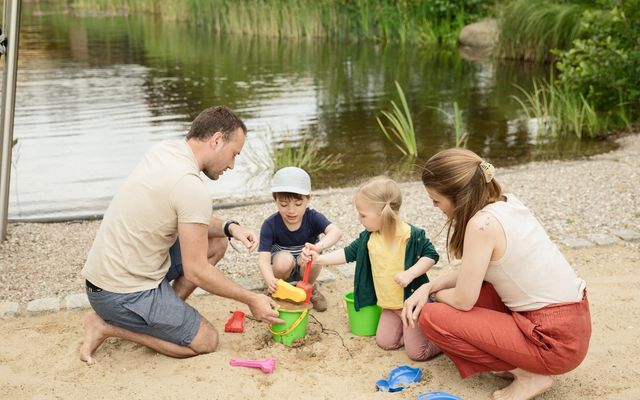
[82,140,212,293]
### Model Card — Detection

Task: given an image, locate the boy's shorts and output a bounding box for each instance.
[86,239,201,346]
[271,251,303,282]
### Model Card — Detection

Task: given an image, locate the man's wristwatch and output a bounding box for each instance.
[223,220,240,238]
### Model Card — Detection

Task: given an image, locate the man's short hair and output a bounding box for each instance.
[186,106,247,142]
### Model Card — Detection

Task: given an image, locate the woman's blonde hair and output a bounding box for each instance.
[421,148,503,259]
[355,176,402,243]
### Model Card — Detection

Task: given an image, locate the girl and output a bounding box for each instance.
[402,148,591,400]
[303,176,440,361]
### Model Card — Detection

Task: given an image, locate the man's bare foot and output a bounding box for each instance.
[80,312,109,365]
[493,369,553,400]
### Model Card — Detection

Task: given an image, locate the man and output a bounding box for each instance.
[80,106,283,365]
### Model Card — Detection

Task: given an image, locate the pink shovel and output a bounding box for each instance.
[229,357,276,373]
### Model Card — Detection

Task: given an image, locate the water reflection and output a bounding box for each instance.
[4,6,615,220]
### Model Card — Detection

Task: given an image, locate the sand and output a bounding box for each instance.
[0,242,639,399]
[1,134,640,399]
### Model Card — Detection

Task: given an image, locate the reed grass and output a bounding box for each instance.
[377,81,417,157]
[512,80,602,139]
[244,135,342,175]
[70,0,474,46]
[429,101,468,147]
[498,0,583,62]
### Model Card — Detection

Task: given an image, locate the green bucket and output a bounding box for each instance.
[343,291,382,336]
[269,308,309,346]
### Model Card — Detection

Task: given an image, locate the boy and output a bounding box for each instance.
[258,167,342,311]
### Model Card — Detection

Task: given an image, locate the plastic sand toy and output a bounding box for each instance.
[229,357,276,373]
[416,390,464,399]
[296,258,314,304]
[375,365,423,392]
[224,310,245,333]
[272,279,307,303]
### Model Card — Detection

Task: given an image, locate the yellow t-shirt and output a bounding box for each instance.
[367,222,411,309]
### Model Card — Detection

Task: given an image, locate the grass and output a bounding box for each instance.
[429,101,468,148]
[244,133,342,176]
[69,0,475,46]
[497,0,583,62]
[376,81,417,157]
[512,79,602,139]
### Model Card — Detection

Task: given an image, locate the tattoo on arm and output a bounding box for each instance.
[479,216,490,231]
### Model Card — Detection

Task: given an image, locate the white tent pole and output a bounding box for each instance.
[0,0,22,241]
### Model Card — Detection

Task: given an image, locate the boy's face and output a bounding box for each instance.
[276,195,310,227]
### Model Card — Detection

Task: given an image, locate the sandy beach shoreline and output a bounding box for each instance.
[1,134,638,305]
[0,134,639,400]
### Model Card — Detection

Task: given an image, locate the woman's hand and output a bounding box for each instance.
[401,283,431,329]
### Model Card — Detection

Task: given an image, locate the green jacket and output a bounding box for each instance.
[343,224,439,311]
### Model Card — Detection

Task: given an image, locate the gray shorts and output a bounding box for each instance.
[271,251,302,282]
[86,240,200,346]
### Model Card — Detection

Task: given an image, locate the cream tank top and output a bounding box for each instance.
[481,194,586,312]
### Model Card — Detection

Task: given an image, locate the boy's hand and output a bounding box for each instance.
[265,276,278,294]
[301,243,319,265]
[394,270,413,288]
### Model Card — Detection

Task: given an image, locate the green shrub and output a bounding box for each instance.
[498,0,584,62]
[555,1,640,118]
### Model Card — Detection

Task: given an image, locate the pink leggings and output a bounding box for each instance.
[376,308,441,361]
[418,282,591,378]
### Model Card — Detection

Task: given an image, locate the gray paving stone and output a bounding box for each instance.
[0,302,19,318]
[337,263,355,278]
[65,293,90,309]
[587,233,617,246]
[317,270,336,283]
[562,238,594,249]
[236,278,265,291]
[611,228,640,241]
[26,297,60,314]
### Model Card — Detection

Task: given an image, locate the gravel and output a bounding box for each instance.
[1,134,639,304]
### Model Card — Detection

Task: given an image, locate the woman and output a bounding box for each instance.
[402,148,591,400]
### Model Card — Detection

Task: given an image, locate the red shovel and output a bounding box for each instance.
[297,245,317,304]
[296,245,316,304]
[297,259,313,304]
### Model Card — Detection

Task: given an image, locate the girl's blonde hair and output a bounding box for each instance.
[355,176,402,243]
[421,148,503,259]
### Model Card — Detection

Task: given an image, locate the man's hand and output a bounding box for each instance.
[401,283,430,329]
[247,293,284,324]
[229,224,258,252]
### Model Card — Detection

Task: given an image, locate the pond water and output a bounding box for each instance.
[4,4,614,220]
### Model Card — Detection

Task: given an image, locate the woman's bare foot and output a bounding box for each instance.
[80,312,109,365]
[493,369,553,400]
[490,371,515,380]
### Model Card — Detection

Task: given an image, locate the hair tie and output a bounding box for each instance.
[479,160,495,183]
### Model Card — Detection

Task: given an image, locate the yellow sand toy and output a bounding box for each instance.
[272,279,307,303]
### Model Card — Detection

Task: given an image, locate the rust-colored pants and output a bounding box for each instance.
[418,283,591,378]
